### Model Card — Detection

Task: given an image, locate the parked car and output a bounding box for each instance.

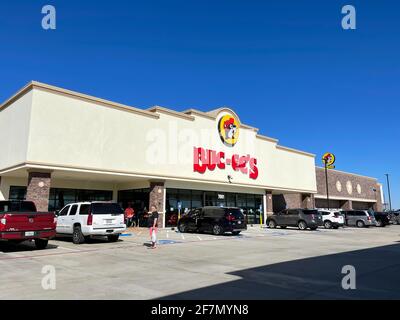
[178,207,247,235]
[373,212,390,227]
[267,209,323,231]
[341,210,376,228]
[0,200,56,249]
[56,202,126,244]
[318,210,345,229]
[388,211,400,225]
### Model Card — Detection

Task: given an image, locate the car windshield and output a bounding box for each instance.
[302,210,319,215]
[91,203,123,215]
[0,201,36,213]
[224,208,243,218]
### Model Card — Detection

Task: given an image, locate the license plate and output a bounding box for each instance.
[105,220,114,224]
[25,231,35,237]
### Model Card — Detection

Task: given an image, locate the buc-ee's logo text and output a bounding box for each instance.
[193,113,259,180]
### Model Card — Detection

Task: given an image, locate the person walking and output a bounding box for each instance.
[124,203,135,228]
[148,205,159,249]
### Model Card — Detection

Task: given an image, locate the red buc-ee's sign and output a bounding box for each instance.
[193,147,259,180]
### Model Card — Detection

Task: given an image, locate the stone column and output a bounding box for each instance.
[265,190,273,217]
[302,194,315,209]
[341,200,353,210]
[373,184,383,212]
[26,171,52,212]
[149,181,165,228]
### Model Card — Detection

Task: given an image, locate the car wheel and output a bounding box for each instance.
[178,223,187,233]
[268,220,277,229]
[298,221,307,230]
[232,231,241,236]
[324,220,333,229]
[108,234,119,242]
[34,239,48,250]
[212,224,223,236]
[72,225,85,244]
[356,220,365,228]
[376,220,383,227]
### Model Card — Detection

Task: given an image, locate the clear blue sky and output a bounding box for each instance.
[1,0,399,208]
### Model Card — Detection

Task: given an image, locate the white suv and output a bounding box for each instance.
[56,202,126,244]
[318,209,345,229]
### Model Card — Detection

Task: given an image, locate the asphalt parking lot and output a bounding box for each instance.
[1,225,400,299]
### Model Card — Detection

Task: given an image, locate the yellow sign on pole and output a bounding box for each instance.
[322,152,335,167]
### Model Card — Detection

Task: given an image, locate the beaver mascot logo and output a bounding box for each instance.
[218,114,239,147]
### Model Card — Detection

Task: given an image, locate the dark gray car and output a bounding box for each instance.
[267,209,323,230]
[341,210,376,227]
[388,211,400,225]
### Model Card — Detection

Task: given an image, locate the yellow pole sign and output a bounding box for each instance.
[322,152,336,169]
[322,152,336,210]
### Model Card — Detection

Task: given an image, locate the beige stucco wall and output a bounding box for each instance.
[0,91,33,170]
[2,85,317,194]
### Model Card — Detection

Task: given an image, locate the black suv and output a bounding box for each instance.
[267,209,323,230]
[373,212,390,227]
[178,207,247,235]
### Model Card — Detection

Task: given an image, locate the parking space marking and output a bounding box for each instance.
[58,246,81,252]
[181,234,185,240]
[197,236,202,241]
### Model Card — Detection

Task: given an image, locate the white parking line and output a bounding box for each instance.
[197,236,202,241]
[166,232,169,238]
[58,246,80,252]
[181,234,185,240]
[137,231,142,236]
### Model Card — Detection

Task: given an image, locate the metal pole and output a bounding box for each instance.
[385,174,392,211]
[324,161,330,210]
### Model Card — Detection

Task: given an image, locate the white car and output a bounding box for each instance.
[318,210,345,229]
[56,202,126,244]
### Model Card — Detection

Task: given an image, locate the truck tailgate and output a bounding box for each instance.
[1,212,55,232]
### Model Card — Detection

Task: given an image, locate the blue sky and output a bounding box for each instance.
[0,0,399,208]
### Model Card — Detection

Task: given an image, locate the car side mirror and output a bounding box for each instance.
[55,210,60,217]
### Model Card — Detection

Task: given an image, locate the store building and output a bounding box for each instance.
[313,167,384,212]
[0,82,383,227]
[0,81,318,227]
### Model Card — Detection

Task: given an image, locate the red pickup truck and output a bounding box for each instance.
[0,201,57,249]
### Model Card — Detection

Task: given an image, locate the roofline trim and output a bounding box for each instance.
[256,134,279,144]
[0,81,160,119]
[148,106,195,121]
[276,145,316,158]
[315,166,378,181]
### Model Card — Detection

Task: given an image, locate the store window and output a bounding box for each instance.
[9,186,113,211]
[9,186,27,201]
[48,188,113,211]
[118,189,149,227]
[166,189,264,227]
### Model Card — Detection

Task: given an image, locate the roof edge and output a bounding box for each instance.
[276,145,316,158]
[1,81,160,119]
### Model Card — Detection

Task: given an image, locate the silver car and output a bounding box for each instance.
[342,210,376,228]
